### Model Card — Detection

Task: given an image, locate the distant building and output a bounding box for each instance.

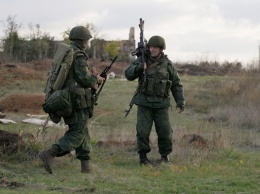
[89,27,136,61]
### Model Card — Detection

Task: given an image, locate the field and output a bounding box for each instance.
[0,61,260,194]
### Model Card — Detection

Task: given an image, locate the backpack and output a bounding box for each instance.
[44,42,74,98]
[42,43,74,123]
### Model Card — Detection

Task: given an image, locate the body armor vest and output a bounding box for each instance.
[138,59,172,97]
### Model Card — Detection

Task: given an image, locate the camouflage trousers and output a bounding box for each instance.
[53,108,91,160]
[136,105,173,156]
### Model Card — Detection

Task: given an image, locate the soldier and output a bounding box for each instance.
[125,35,185,166]
[39,26,104,174]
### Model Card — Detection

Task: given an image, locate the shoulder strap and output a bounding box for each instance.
[73,50,89,60]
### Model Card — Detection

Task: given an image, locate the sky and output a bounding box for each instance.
[0,0,260,65]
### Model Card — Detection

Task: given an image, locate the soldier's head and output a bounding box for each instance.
[147,35,166,58]
[147,36,166,49]
[69,26,92,48]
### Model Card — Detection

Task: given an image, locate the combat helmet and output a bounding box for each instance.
[69,26,92,41]
[147,35,166,49]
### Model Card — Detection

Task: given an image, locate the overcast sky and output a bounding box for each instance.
[1,0,260,65]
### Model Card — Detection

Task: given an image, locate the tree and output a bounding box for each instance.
[26,23,51,60]
[1,15,21,61]
[84,22,103,59]
[61,28,70,45]
[104,41,119,59]
[0,16,55,62]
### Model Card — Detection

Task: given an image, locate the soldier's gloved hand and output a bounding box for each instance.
[135,62,148,73]
[134,63,144,73]
[176,105,184,113]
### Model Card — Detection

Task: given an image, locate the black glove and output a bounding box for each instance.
[134,63,144,73]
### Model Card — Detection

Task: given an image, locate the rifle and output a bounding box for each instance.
[125,18,148,118]
[131,18,148,82]
[93,55,118,105]
[124,91,137,118]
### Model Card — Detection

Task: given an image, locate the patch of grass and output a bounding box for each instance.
[1,147,259,193]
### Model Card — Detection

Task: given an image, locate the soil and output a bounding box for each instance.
[0,94,45,114]
[0,58,128,115]
[0,59,51,85]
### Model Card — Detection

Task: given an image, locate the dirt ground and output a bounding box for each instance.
[0,59,51,86]
[0,58,128,115]
[0,94,45,114]
[0,60,51,114]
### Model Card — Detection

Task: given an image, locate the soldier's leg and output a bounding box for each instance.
[154,107,173,161]
[75,120,92,173]
[54,110,88,156]
[39,110,89,174]
[136,105,153,154]
[75,109,92,173]
[136,105,155,166]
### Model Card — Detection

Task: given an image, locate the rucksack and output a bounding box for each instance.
[44,42,74,98]
[42,43,74,123]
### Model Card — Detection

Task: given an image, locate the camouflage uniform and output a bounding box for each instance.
[53,42,98,160]
[125,37,185,164]
[39,26,100,173]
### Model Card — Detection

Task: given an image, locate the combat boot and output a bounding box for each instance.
[139,153,155,167]
[158,155,170,164]
[38,146,58,174]
[81,160,91,173]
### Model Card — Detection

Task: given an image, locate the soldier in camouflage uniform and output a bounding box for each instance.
[125,36,185,166]
[39,26,104,174]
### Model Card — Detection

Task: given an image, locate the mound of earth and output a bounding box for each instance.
[0,58,128,86]
[0,58,128,115]
[0,94,45,114]
[0,59,51,85]
[0,130,23,155]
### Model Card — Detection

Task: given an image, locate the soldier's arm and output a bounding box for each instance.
[125,57,143,81]
[168,62,185,109]
[73,56,98,88]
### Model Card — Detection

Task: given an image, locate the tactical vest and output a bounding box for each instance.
[138,59,172,98]
[63,50,92,111]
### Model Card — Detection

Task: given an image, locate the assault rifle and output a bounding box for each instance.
[124,91,137,118]
[125,18,148,117]
[131,18,148,81]
[93,55,118,105]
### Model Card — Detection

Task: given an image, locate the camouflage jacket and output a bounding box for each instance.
[124,54,185,108]
[62,42,98,124]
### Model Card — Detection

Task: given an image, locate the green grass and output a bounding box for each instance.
[1,75,260,193]
[1,147,260,193]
